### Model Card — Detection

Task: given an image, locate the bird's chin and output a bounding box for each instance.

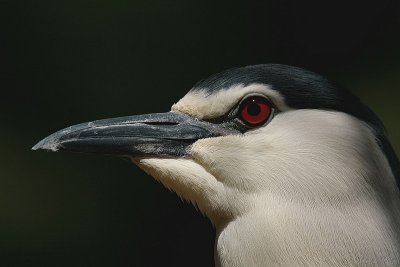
[131,157,227,224]
[131,157,204,196]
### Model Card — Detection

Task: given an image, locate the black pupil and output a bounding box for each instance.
[247,101,261,116]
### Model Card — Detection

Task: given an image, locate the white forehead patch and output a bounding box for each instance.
[171,83,291,119]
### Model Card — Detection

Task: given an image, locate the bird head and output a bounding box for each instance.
[33,64,399,226]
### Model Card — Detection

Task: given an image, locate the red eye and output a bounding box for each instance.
[239,96,272,126]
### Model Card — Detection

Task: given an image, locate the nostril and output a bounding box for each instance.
[142,121,179,126]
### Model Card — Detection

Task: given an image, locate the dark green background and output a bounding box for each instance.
[1,0,399,266]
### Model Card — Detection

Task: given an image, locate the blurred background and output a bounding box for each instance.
[1,0,399,266]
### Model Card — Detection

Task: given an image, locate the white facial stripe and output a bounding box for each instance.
[171,83,291,119]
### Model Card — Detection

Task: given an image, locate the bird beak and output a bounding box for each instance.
[32,111,234,157]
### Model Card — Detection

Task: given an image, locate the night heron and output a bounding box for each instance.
[33,64,400,266]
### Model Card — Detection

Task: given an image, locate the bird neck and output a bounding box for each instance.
[214,193,400,267]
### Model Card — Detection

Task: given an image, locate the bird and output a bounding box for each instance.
[33,64,400,266]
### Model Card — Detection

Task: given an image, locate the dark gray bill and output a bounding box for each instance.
[32,111,237,157]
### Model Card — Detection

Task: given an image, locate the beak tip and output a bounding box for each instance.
[32,135,61,152]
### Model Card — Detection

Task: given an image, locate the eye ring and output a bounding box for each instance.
[238,96,272,127]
